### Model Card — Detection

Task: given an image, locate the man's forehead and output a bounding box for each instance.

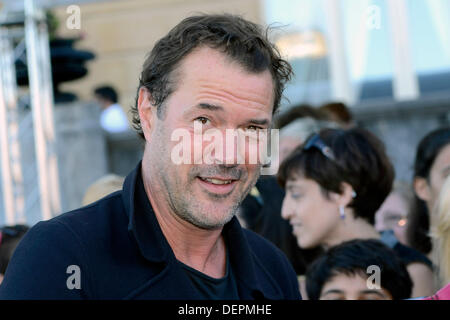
[175,47,275,103]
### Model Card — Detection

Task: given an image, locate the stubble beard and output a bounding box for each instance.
[152,124,261,230]
[160,167,253,230]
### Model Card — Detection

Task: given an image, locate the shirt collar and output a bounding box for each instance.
[122,161,172,263]
[121,162,277,298]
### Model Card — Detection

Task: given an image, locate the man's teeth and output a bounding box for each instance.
[202,178,232,185]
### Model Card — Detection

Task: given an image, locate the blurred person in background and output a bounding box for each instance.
[93,85,129,133]
[407,128,450,258]
[278,128,434,297]
[278,117,338,164]
[239,109,336,279]
[430,175,450,290]
[305,239,413,300]
[274,104,329,129]
[422,283,450,300]
[375,181,413,246]
[82,174,125,206]
[318,102,355,129]
[0,225,29,285]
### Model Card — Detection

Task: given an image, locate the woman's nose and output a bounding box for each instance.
[281,198,292,220]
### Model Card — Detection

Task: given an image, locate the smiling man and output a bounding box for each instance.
[0,14,300,300]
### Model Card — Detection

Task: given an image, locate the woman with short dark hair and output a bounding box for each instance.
[278,128,434,298]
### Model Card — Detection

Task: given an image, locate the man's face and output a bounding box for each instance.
[141,47,274,230]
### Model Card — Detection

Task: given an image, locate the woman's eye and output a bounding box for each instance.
[194,117,210,125]
[290,193,302,200]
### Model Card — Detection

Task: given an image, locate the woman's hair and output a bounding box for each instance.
[319,102,353,125]
[407,128,450,255]
[279,117,338,143]
[278,128,394,225]
[274,104,329,129]
[0,225,29,274]
[305,239,413,300]
[431,175,450,288]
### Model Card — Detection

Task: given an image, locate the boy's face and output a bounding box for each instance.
[319,273,393,300]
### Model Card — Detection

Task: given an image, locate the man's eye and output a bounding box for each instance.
[194,117,210,125]
[246,125,261,131]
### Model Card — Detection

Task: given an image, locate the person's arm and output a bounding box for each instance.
[0,220,93,299]
[407,262,435,298]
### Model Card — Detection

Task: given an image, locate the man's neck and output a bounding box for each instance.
[141,168,227,279]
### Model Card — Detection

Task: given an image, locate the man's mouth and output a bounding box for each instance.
[198,177,234,185]
[196,176,238,195]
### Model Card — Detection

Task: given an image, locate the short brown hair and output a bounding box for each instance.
[275,104,329,129]
[278,128,394,225]
[319,102,353,124]
[131,14,293,139]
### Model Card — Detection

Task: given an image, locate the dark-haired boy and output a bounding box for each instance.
[306,239,413,300]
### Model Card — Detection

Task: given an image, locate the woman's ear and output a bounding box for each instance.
[329,182,354,208]
[414,177,431,202]
[137,87,156,141]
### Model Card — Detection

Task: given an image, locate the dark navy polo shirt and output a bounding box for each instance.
[0,162,301,300]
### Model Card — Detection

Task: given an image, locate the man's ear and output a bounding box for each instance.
[137,87,156,141]
[414,177,431,202]
[329,182,354,208]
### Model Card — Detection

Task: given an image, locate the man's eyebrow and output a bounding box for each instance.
[197,103,224,111]
[196,103,269,126]
[247,118,270,126]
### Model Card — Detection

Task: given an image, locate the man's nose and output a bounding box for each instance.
[205,129,241,166]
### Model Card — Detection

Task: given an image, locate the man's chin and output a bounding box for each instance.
[188,215,233,230]
[188,206,237,230]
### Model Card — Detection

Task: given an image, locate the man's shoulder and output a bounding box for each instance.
[0,192,127,299]
[241,227,290,267]
[239,227,301,299]
[43,190,127,244]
